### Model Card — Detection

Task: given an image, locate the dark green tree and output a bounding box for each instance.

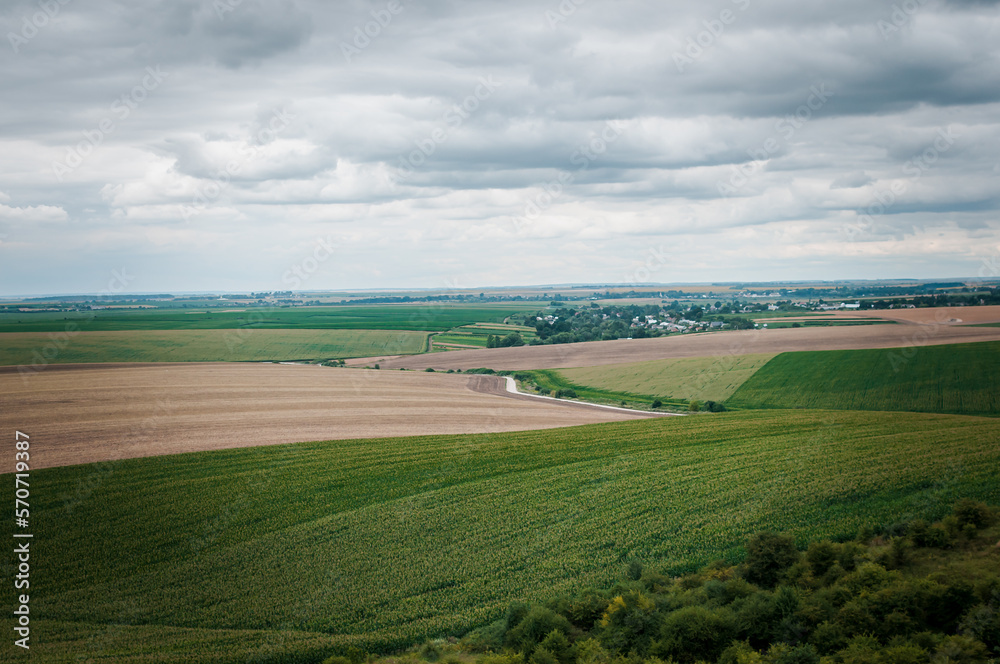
[744,532,799,588]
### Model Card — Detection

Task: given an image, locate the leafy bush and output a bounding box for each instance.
[953,499,993,529]
[805,540,837,577]
[910,520,951,548]
[322,657,351,664]
[765,643,819,664]
[505,606,572,655]
[465,502,998,664]
[656,605,737,663]
[499,333,526,347]
[537,630,573,664]
[527,646,558,664]
[743,533,799,588]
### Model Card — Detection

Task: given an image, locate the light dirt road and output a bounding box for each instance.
[0,363,652,469]
[492,375,684,416]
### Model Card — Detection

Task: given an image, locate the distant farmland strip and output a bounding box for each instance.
[373,324,1000,371]
[0,329,430,365]
[728,340,1000,416]
[0,304,538,333]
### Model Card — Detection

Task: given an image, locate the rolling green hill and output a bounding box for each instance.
[727,340,1000,416]
[8,410,1000,662]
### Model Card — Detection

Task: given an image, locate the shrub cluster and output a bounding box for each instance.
[447,500,1000,664]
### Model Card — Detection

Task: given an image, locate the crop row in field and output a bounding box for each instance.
[0,329,430,365]
[432,324,538,349]
[727,340,1000,416]
[0,304,539,333]
[9,410,1000,662]
[433,333,491,348]
[557,353,775,404]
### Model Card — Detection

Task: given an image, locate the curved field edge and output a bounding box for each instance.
[0,328,431,365]
[555,353,776,404]
[728,339,1000,416]
[515,368,689,411]
[5,410,999,661]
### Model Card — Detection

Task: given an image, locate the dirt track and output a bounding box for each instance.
[364,322,1000,371]
[1,363,652,469]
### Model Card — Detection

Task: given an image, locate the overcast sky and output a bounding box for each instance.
[1,0,999,295]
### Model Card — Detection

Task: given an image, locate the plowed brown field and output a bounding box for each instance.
[753,305,1000,326]
[363,322,1000,371]
[1,363,649,469]
[864,304,1000,325]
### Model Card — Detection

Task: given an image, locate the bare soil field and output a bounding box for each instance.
[863,304,1000,325]
[365,323,1000,371]
[1,363,648,469]
[753,305,1000,326]
[751,313,884,324]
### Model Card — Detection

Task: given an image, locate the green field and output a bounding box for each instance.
[558,354,775,403]
[727,340,1000,416]
[0,304,538,334]
[517,369,689,411]
[432,333,491,348]
[0,329,430,365]
[8,410,1000,662]
[432,324,538,349]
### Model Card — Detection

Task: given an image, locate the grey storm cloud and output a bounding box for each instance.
[0,0,999,295]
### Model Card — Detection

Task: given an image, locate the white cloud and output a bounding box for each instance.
[0,203,68,223]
